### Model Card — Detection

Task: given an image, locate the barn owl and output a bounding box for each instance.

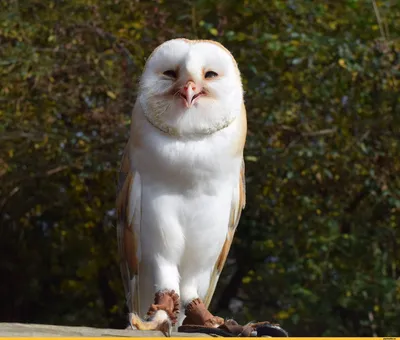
[116,38,246,336]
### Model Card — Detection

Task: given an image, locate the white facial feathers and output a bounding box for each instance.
[137,39,244,137]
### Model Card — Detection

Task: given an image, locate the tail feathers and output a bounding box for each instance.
[129,276,140,313]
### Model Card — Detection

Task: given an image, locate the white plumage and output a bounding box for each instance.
[117,38,246,335]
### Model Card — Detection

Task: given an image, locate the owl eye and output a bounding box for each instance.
[163,70,177,78]
[205,71,218,79]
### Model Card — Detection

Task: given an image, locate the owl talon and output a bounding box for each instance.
[146,289,180,325]
[130,311,173,337]
[127,290,180,337]
[183,298,224,327]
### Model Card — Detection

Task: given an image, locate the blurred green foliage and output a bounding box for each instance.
[1,0,399,336]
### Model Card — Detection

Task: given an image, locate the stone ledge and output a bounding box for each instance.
[0,322,211,337]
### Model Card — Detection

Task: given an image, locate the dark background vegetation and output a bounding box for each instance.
[1,0,399,336]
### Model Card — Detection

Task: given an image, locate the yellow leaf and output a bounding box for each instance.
[242,276,251,284]
[265,240,274,248]
[209,28,218,36]
[85,221,95,228]
[245,155,258,162]
[107,91,117,99]
[110,305,119,314]
[329,22,337,29]
[276,310,290,320]
[237,32,246,41]
[338,59,346,68]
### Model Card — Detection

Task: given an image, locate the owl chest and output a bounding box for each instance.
[136,132,239,189]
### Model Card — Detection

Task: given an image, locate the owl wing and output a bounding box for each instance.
[116,141,142,314]
[203,159,246,309]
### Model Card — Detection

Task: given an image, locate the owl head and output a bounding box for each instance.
[138,38,243,137]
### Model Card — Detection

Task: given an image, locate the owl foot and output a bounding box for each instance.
[129,289,180,337]
[182,298,224,327]
[130,310,173,336]
[179,298,288,337]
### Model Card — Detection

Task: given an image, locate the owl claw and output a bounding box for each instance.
[165,322,172,337]
[129,311,173,336]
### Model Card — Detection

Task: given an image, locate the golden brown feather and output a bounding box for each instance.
[203,159,246,309]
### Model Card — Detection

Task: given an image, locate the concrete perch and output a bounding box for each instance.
[0,322,212,337]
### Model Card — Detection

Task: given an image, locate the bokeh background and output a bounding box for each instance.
[1,0,399,336]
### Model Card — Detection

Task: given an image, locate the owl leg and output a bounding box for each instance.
[179,272,224,328]
[129,289,180,337]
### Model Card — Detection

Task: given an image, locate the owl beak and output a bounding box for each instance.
[179,81,204,108]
